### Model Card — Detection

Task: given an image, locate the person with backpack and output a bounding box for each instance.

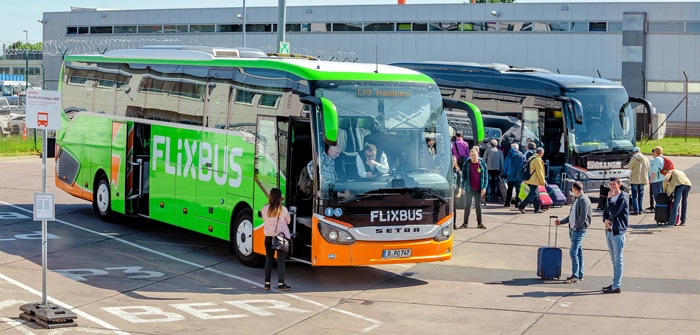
[502,143,526,208]
[662,168,692,226]
[517,147,546,214]
[647,146,666,213]
[483,139,504,202]
[452,132,470,197]
[628,147,650,215]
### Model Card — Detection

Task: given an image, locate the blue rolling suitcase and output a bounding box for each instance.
[546,184,566,207]
[537,215,562,280]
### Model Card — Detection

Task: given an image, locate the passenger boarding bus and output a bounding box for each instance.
[55,46,483,267]
[392,62,653,192]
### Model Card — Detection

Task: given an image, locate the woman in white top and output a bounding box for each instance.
[261,188,291,291]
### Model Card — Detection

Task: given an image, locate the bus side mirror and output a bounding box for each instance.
[298,95,339,146]
[572,99,583,124]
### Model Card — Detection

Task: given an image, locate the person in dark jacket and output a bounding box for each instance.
[502,143,526,207]
[555,181,592,283]
[459,148,488,229]
[602,177,628,294]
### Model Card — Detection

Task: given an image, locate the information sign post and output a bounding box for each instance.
[18,90,78,328]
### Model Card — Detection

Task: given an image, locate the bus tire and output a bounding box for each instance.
[94,175,114,221]
[231,208,263,267]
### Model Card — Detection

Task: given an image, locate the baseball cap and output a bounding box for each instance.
[632,147,640,153]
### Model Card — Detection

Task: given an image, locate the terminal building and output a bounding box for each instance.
[39,2,700,133]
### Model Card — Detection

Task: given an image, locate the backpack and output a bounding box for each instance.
[298,164,313,194]
[660,156,674,175]
[522,155,533,178]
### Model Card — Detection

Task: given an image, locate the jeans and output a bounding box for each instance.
[505,180,522,207]
[463,188,483,225]
[569,229,586,279]
[487,170,500,201]
[518,184,540,212]
[264,236,286,284]
[649,181,663,208]
[630,184,644,214]
[669,184,691,225]
[605,231,625,289]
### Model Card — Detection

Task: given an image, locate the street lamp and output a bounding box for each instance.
[236,0,246,47]
[22,30,28,92]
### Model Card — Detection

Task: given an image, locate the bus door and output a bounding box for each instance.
[254,115,289,223]
[109,121,130,215]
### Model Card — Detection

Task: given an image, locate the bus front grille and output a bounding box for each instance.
[56,149,80,185]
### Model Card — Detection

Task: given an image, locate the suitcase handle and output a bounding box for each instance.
[549,215,559,247]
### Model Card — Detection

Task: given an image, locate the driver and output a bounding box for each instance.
[356,143,389,178]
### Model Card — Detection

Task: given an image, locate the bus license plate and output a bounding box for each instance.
[382,248,411,259]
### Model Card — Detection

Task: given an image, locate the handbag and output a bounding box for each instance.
[272,233,290,253]
[271,216,290,253]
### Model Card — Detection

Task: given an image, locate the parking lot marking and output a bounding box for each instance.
[0,200,383,332]
[0,316,36,335]
[0,273,130,335]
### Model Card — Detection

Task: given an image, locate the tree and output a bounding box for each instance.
[7,41,42,51]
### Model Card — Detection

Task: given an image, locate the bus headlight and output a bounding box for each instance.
[433,222,452,242]
[319,221,356,245]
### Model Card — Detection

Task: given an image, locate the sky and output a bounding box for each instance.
[3,0,696,45]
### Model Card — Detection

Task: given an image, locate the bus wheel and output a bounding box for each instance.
[231,209,263,267]
[94,176,113,221]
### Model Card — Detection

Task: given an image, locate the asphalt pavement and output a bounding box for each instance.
[0,154,698,334]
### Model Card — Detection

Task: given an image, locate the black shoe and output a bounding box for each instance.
[459,223,468,229]
[477,224,487,229]
[277,283,291,291]
[602,287,621,294]
[264,282,271,291]
[453,225,458,230]
[602,285,612,291]
[518,207,526,214]
[504,203,510,207]
[646,206,655,211]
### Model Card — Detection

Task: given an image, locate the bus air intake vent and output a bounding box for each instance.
[213,50,240,58]
[56,150,80,186]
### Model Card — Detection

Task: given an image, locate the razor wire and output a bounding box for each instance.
[39,38,359,61]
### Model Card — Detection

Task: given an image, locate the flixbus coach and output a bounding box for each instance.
[55,46,483,267]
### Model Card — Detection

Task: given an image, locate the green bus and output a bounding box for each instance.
[55,46,483,266]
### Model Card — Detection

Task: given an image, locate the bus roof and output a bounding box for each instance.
[64,47,434,84]
[391,61,623,97]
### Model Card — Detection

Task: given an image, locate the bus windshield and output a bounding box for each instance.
[314,81,451,201]
[566,87,634,154]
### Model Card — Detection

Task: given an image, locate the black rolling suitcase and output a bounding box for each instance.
[654,192,670,225]
[597,185,610,210]
[537,215,562,280]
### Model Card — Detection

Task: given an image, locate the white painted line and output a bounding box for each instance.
[0,273,130,335]
[0,315,36,335]
[0,200,382,332]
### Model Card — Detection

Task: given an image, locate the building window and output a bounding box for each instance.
[648,22,684,32]
[90,26,113,34]
[364,22,395,31]
[217,24,242,33]
[430,22,459,31]
[191,25,215,33]
[412,23,428,31]
[548,22,570,31]
[247,24,273,32]
[686,22,700,33]
[571,21,588,32]
[332,23,362,31]
[285,24,301,32]
[0,67,10,74]
[164,25,188,33]
[114,26,137,34]
[589,22,607,32]
[139,25,163,34]
[607,22,623,32]
[647,81,684,93]
[688,83,700,93]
